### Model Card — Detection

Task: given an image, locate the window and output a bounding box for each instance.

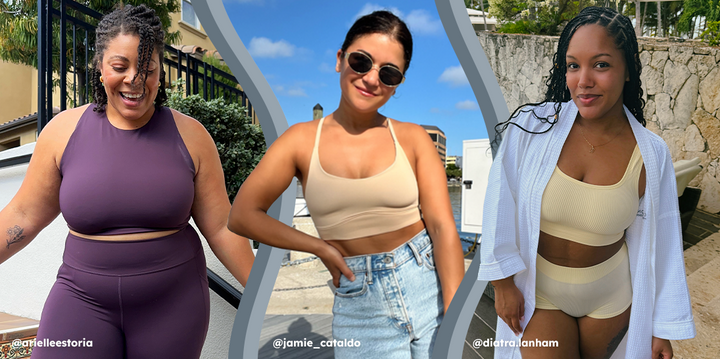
[182,0,201,29]
[429,133,438,142]
[0,138,20,151]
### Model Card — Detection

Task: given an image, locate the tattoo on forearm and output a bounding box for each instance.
[604,325,629,359]
[6,225,26,249]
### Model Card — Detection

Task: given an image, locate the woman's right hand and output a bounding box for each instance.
[317,243,355,288]
[492,277,525,336]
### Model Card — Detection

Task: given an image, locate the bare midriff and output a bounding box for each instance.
[69,229,181,241]
[326,220,426,257]
[537,231,625,268]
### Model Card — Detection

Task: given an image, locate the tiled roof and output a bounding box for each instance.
[0,107,60,134]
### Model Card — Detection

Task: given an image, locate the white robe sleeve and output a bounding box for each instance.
[651,141,696,340]
[477,122,527,281]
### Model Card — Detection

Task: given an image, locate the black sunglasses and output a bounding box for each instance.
[344,51,405,87]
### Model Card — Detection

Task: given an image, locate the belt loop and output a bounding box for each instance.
[366,256,373,285]
[407,239,423,266]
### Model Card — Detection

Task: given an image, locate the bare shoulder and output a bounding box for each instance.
[389,119,433,146]
[168,108,214,171]
[169,108,210,138]
[269,119,319,155]
[281,120,319,143]
[41,104,92,167]
[42,104,92,140]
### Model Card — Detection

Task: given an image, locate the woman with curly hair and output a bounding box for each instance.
[0,4,254,358]
[478,7,695,359]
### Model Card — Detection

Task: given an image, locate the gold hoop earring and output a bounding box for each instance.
[100,76,104,84]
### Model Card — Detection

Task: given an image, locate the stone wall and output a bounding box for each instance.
[478,32,720,213]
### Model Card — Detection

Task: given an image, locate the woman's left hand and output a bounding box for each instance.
[652,336,672,359]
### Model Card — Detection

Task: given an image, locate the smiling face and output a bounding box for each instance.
[335,33,406,115]
[99,33,161,124]
[565,24,629,122]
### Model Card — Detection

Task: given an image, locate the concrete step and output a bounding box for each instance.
[0,312,38,359]
[672,232,720,359]
[684,232,720,276]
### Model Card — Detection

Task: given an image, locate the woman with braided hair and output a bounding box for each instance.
[0,4,254,358]
[478,7,695,359]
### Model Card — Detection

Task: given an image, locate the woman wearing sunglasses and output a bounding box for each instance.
[228,10,464,358]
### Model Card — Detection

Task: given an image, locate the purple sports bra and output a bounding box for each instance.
[59,104,195,235]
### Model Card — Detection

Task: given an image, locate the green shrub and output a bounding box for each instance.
[701,20,720,45]
[166,83,266,202]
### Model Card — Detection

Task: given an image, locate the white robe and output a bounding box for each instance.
[477,100,695,358]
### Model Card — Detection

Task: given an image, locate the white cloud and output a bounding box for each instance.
[248,37,295,58]
[318,62,335,73]
[287,88,308,97]
[456,100,479,110]
[353,3,403,22]
[405,10,442,35]
[274,85,308,97]
[438,66,469,87]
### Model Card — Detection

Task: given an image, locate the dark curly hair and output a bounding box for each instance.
[494,6,645,147]
[91,4,166,112]
[342,10,413,73]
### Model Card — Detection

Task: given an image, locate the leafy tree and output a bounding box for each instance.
[465,0,491,12]
[490,0,586,35]
[446,163,462,179]
[0,0,181,107]
[677,0,720,43]
[166,83,266,202]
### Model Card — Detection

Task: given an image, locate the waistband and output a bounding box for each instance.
[343,229,431,274]
[536,243,628,284]
[62,225,203,276]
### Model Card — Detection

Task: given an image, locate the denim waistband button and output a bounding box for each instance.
[383,257,392,264]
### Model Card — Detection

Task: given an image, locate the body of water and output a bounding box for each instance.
[448,185,480,254]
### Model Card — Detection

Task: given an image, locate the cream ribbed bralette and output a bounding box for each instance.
[303,117,421,240]
[540,144,644,246]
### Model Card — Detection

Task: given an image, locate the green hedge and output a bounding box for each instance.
[166,84,266,202]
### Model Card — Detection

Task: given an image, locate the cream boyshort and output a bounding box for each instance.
[535,243,632,319]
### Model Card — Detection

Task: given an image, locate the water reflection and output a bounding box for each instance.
[448,185,479,254]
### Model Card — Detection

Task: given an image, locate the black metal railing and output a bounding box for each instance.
[37,0,252,134]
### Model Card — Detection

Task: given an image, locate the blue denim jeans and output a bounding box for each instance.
[332,229,444,358]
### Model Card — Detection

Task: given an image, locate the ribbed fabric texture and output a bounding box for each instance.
[478,101,695,359]
[303,118,421,240]
[540,145,643,246]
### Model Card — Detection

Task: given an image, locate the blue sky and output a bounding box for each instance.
[221,0,489,156]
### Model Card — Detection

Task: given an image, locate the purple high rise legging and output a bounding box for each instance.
[32,226,210,358]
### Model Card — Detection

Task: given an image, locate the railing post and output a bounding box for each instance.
[72,24,76,107]
[60,0,67,111]
[84,31,89,104]
[176,47,182,87]
[45,0,52,128]
[37,0,46,135]
[185,53,190,97]
[210,66,215,99]
[192,59,199,95]
[202,61,207,100]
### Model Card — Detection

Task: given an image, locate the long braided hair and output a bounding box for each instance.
[91,4,166,112]
[493,7,645,147]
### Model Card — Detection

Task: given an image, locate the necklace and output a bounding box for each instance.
[579,125,625,153]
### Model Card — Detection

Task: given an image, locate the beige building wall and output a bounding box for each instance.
[169,12,217,53]
[0,61,34,125]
